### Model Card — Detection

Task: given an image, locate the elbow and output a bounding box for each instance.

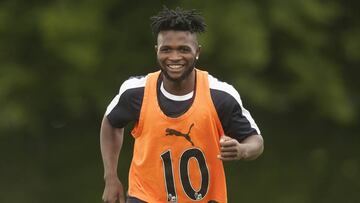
[245,134,264,161]
[256,136,264,159]
[254,134,264,159]
[258,134,264,152]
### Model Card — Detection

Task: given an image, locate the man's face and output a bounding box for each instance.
[156,30,200,82]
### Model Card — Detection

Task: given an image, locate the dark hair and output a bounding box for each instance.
[150,6,206,37]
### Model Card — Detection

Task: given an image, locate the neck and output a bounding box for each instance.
[162,69,196,95]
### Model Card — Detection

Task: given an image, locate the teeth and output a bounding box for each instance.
[168,65,183,69]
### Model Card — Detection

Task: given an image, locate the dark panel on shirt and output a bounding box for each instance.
[107,87,144,128]
[107,79,258,140]
[210,89,257,141]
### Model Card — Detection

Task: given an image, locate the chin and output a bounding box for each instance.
[160,65,195,83]
[163,72,184,82]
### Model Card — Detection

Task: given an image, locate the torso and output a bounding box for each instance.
[106,70,260,141]
[128,70,227,202]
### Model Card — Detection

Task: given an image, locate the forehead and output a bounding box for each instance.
[157,30,198,46]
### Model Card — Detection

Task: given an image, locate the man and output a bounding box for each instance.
[101,7,264,203]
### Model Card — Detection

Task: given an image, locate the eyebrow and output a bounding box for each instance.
[159,45,192,48]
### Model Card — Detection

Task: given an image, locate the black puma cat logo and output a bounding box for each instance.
[165,123,194,146]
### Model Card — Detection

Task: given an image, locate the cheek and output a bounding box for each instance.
[156,54,164,62]
[157,53,166,59]
[157,55,167,66]
[186,55,196,62]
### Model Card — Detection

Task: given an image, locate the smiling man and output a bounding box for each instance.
[100,7,264,203]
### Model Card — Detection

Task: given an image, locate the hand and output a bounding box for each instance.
[218,135,248,161]
[102,177,125,203]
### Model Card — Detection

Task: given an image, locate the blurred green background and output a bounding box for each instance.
[0,0,359,202]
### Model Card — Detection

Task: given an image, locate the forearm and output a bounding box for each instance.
[241,134,264,160]
[100,116,124,180]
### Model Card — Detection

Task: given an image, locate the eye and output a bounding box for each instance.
[179,47,191,53]
[160,47,171,52]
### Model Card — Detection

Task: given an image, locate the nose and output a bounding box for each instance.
[168,51,182,61]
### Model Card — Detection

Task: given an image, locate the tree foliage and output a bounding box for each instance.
[0,0,359,202]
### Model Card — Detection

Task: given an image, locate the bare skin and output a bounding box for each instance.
[218,134,264,161]
[154,30,264,161]
[155,30,200,95]
[100,117,125,203]
[100,30,264,202]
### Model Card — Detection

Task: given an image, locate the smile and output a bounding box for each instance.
[167,64,184,70]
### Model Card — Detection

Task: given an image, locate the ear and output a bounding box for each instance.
[196,45,202,59]
[154,45,158,53]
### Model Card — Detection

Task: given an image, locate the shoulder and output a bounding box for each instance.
[207,74,243,105]
[207,73,261,136]
[105,75,146,116]
[119,75,147,96]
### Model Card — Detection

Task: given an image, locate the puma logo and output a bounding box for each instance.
[165,123,194,146]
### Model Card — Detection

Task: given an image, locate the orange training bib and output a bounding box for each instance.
[129,69,227,202]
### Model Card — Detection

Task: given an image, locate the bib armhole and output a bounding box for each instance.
[131,72,160,138]
[200,70,224,138]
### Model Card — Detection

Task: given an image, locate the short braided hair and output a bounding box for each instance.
[150,6,206,37]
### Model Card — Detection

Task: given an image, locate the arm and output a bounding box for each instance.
[218,134,264,161]
[100,116,125,203]
[208,81,263,161]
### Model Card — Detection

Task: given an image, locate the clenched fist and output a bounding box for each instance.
[102,177,125,203]
[217,135,248,161]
